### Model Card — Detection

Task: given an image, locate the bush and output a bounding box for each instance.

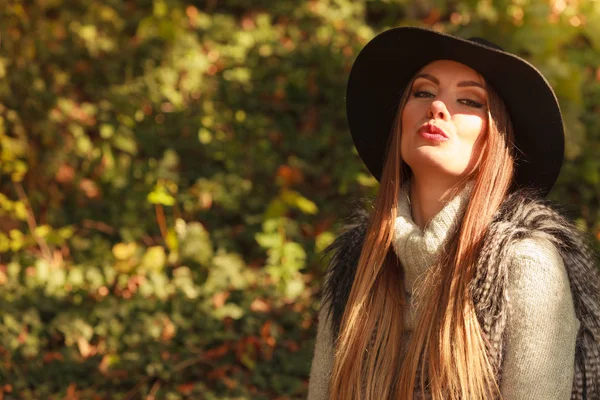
[1,0,599,398]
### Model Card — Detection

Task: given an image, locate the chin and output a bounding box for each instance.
[405,153,466,179]
[407,149,445,167]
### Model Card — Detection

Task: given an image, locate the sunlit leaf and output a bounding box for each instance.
[112,242,138,261]
[140,246,167,271]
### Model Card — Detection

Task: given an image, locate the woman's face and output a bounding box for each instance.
[400,60,488,180]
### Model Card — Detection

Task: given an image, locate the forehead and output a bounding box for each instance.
[418,60,483,83]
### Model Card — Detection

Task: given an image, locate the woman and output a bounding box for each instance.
[308,27,600,399]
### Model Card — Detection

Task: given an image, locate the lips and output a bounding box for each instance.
[418,123,449,141]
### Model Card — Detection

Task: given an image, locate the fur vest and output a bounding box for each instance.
[322,189,600,399]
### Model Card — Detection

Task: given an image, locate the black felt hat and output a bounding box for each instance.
[346,26,564,196]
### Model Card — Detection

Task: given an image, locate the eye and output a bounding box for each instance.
[413,90,434,99]
[458,98,485,109]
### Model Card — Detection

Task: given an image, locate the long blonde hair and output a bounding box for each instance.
[328,73,516,399]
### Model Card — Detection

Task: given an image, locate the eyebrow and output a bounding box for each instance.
[415,73,486,90]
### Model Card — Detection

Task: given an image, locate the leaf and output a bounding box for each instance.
[165,228,178,252]
[240,352,256,370]
[77,337,93,358]
[13,201,27,221]
[295,195,318,215]
[35,259,50,284]
[315,231,335,254]
[140,246,166,271]
[112,242,138,261]
[281,189,318,215]
[160,316,176,342]
[147,185,176,206]
[8,229,24,252]
[178,221,213,266]
[99,354,120,375]
[34,225,50,238]
[212,303,244,320]
[263,198,288,219]
[356,172,378,187]
[255,231,282,249]
[284,277,305,300]
[282,242,306,272]
[100,124,114,139]
[112,133,138,155]
[205,252,247,292]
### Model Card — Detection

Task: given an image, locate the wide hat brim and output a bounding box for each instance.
[346,26,565,196]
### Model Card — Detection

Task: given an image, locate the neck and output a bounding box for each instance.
[409,174,468,230]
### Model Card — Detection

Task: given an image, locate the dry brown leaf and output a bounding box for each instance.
[98,354,112,375]
[77,337,93,358]
[176,382,195,395]
[79,179,100,199]
[43,351,64,363]
[250,298,270,313]
[204,344,229,360]
[285,340,300,352]
[55,164,75,184]
[222,377,237,390]
[260,320,273,346]
[161,317,176,342]
[17,327,28,345]
[65,383,78,400]
[212,291,230,309]
[276,165,304,186]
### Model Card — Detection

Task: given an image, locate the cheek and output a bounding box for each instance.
[400,105,411,158]
[401,99,426,127]
[456,115,487,145]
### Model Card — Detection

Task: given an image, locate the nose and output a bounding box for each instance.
[427,100,450,121]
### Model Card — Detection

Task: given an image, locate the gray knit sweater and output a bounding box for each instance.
[307,184,580,399]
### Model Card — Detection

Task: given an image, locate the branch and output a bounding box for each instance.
[13,181,53,263]
[155,204,168,243]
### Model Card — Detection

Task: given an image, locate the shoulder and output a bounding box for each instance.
[509,236,563,265]
[507,236,568,293]
[490,188,592,267]
[492,191,582,310]
[500,188,573,302]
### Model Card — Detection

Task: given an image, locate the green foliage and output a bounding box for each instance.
[1,0,599,398]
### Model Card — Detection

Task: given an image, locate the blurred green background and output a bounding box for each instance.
[1,0,600,399]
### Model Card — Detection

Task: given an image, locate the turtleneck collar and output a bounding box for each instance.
[392,180,474,299]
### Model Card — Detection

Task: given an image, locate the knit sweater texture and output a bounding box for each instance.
[307,184,581,399]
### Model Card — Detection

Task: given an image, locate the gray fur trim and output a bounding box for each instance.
[323,189,600,399]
